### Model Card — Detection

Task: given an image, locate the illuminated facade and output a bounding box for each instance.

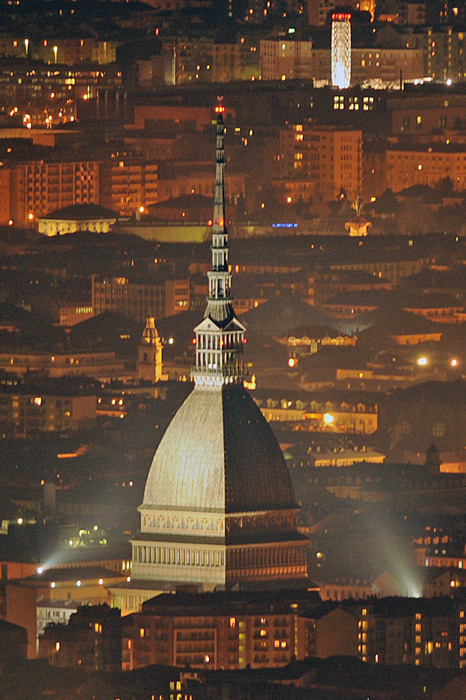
[126,591,322,670]
[137,317,164,383]
[38,203,117,236]
[116,105,308,613]
[350,599,466,668]
[331,13,352,89]
[0,159,99,227]
[99,157,158,216]
[278,124,362,202]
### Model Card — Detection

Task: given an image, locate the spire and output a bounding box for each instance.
[191,101,246,388]
[204,103,234,324]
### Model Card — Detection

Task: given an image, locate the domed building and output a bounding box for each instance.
[113,106,308,613]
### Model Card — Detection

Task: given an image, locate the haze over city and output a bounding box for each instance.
[0,0,465,699]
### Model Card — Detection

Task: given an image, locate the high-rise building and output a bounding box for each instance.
[112,105,308,614]
[331,12,352,88]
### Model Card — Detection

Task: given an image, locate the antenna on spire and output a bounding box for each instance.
[215,96,225,113]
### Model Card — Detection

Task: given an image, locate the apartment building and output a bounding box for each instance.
[99,156,158,215]
[348,597,466,668]
[386,144,466,191]
[124,590,351,671]
[0,159,99,227]
[92,274,190,322]
[279,124,362,202]
[0,351,127,382]
[211,39,260,82]
[260,39,314,81]
[389,94,466,135]
[0,388,96,432]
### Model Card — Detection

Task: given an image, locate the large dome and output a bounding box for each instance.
[142,384,296,513]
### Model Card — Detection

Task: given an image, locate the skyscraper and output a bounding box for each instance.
[113,104,308,614]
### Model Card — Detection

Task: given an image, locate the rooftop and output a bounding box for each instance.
[40,204,119,221]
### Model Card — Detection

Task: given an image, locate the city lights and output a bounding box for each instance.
[0,2,465,686]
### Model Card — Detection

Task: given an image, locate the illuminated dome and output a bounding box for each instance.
[142,383,296,514]
[130,105,308,591]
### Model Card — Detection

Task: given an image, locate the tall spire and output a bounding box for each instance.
[191,102,246,388]
[205,103,234,324]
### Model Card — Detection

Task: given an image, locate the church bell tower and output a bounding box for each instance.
[137,316,163,383]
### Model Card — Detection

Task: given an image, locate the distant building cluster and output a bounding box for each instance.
[0,1,465,698]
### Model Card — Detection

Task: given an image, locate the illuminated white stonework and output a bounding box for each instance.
[331,13,352,89]
[130,105,308,593]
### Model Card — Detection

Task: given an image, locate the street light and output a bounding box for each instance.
[24,38,29,58]
[53,45,58,64]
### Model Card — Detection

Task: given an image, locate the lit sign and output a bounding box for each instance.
[272,223,298,228]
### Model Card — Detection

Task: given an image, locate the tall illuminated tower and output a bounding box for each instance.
[331,12,352,89]
[124,104,308,606]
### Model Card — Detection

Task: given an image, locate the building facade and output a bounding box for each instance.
[99,157,158,215]
[113,105,308,613]
[0,351,127,382]
[0,159,99,227]
[0,389,96,432]
[126,591,322,671]
[348,598,466,669]
[278,124,362,203]
[386,145,466,191]
[137,316,164,383]
[260,39,314,81]
[92,274,190,322]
